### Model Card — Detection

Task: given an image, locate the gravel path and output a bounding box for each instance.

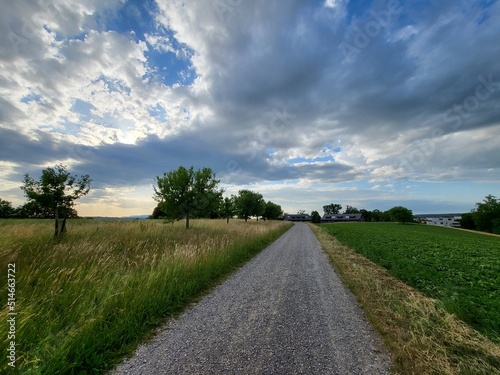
[111,223,391,374]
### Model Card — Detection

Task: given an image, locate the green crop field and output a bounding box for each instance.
[0,219,291,374]
[319,223,500,343]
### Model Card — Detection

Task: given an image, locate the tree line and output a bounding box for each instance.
[459,194,500,234]
[3,164,498,235]
[0,165,284,233]
[0,164,284,234]
[306,204,414,224]
[151,166,283,228]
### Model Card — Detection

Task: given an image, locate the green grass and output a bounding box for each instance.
[0,219,292,374]
[312,224,500,374]
[319,222,500,343]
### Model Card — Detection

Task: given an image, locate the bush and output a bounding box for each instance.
[311,211,321,223]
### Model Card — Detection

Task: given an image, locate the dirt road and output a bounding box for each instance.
[111,223,390,374]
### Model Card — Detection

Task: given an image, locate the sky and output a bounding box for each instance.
[0,0,499,217]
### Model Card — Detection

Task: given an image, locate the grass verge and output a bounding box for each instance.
[0,219,292,374]
[309,223,500,375]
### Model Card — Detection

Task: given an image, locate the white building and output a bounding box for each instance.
[413,214,462,227]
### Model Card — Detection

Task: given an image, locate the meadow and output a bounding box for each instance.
[319,223,499,342]
[0,218,291,374]
[312,223,500,374]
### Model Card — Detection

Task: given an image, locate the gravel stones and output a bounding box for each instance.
[111,223,390,374]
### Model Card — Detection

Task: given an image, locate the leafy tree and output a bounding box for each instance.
[311,210,321,223]
[221,196,236,224]
[14,201,46,218]
[235,190,265,222]
[13,200,79,219]
[493,219,500,235]
[153,166,222,229]
[256,199,266,221]
[297,209,306,215]
[388,206,414,224]
[150,204,167,219]
[323,203,342,215]
[359,209,372,222]
[370,209,383,222]
[263,201,283,220]
[0,199,14,218]
[459,213,476,230]
[473,194,500,233]
[344,205,360,214]
[381,210,392,222]
[21,164,91,237]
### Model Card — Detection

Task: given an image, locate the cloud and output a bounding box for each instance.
[1,0,499,215]
[153,0,500,180]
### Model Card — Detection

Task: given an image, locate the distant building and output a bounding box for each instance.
[283,213,312,222]
[413,214,462,227]
[321,213,364,223]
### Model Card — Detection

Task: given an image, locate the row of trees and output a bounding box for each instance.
[305,204,415,224]
[0,199,79,220]
[459,195,500,234]
[317,196,500,231]
[9,164,496,236]
[1,164,282,236]
[151,166,283,228]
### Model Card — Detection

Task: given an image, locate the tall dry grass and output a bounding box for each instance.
[0,219,291,374]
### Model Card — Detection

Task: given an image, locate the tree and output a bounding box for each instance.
[359,209,372,222]
[473,194,500,233]
[323,203,342,215]
[235,190,265,222]
[14,201,45,218]
[150,204,167,219]
[263,201,283,220]
[381,210,392,222]
[459,213,476,230]
[371,209,383,222]
[0,199,14,218]
[388,206,414,224]
[311,210,321,223]
[153,166,222,229]
[344,205,360,214]
[221,196,236,224]
[21,164,91,237]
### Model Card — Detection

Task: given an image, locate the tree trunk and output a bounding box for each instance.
[54,205,59,238]
[226,216,229,224]
[60,206,67,236]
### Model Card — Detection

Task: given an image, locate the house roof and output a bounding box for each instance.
[322,213,363,219]
[284,213,311,218]
[283,213,312,221]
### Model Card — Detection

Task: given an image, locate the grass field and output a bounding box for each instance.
[312,223,500,374]
[0,218,291,374]
[318,223,499,343]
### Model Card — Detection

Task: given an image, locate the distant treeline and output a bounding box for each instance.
[459,194,500,234]
[0,198,79,219]
[308,204,414,224]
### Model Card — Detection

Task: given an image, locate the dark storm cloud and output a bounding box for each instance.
[151,0,500,188]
